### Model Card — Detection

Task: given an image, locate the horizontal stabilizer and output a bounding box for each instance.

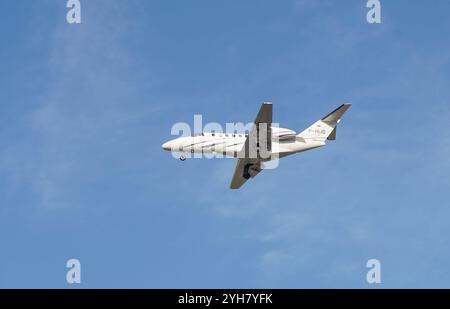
[328,127,337,140]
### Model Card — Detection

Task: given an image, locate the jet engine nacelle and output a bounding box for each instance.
[271,127,296,141]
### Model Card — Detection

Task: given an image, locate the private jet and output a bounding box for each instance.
[162,103,351,189]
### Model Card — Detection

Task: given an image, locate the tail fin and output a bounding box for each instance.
[297,103,351,142]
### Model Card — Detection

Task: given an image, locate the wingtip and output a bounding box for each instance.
[229,183,241,190]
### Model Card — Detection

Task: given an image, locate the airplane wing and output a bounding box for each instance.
[230,102,272,189]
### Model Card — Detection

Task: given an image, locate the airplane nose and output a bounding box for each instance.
[162,141,171,151]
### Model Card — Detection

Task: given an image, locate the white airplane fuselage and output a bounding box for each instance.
[162,127,325,160]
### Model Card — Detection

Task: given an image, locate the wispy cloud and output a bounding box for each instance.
[177,0,450,287]
[1,1,159,210]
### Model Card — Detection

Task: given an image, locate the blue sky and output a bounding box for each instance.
[1,0,450,288]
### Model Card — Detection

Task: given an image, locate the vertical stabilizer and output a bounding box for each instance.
[297,104,351,142]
